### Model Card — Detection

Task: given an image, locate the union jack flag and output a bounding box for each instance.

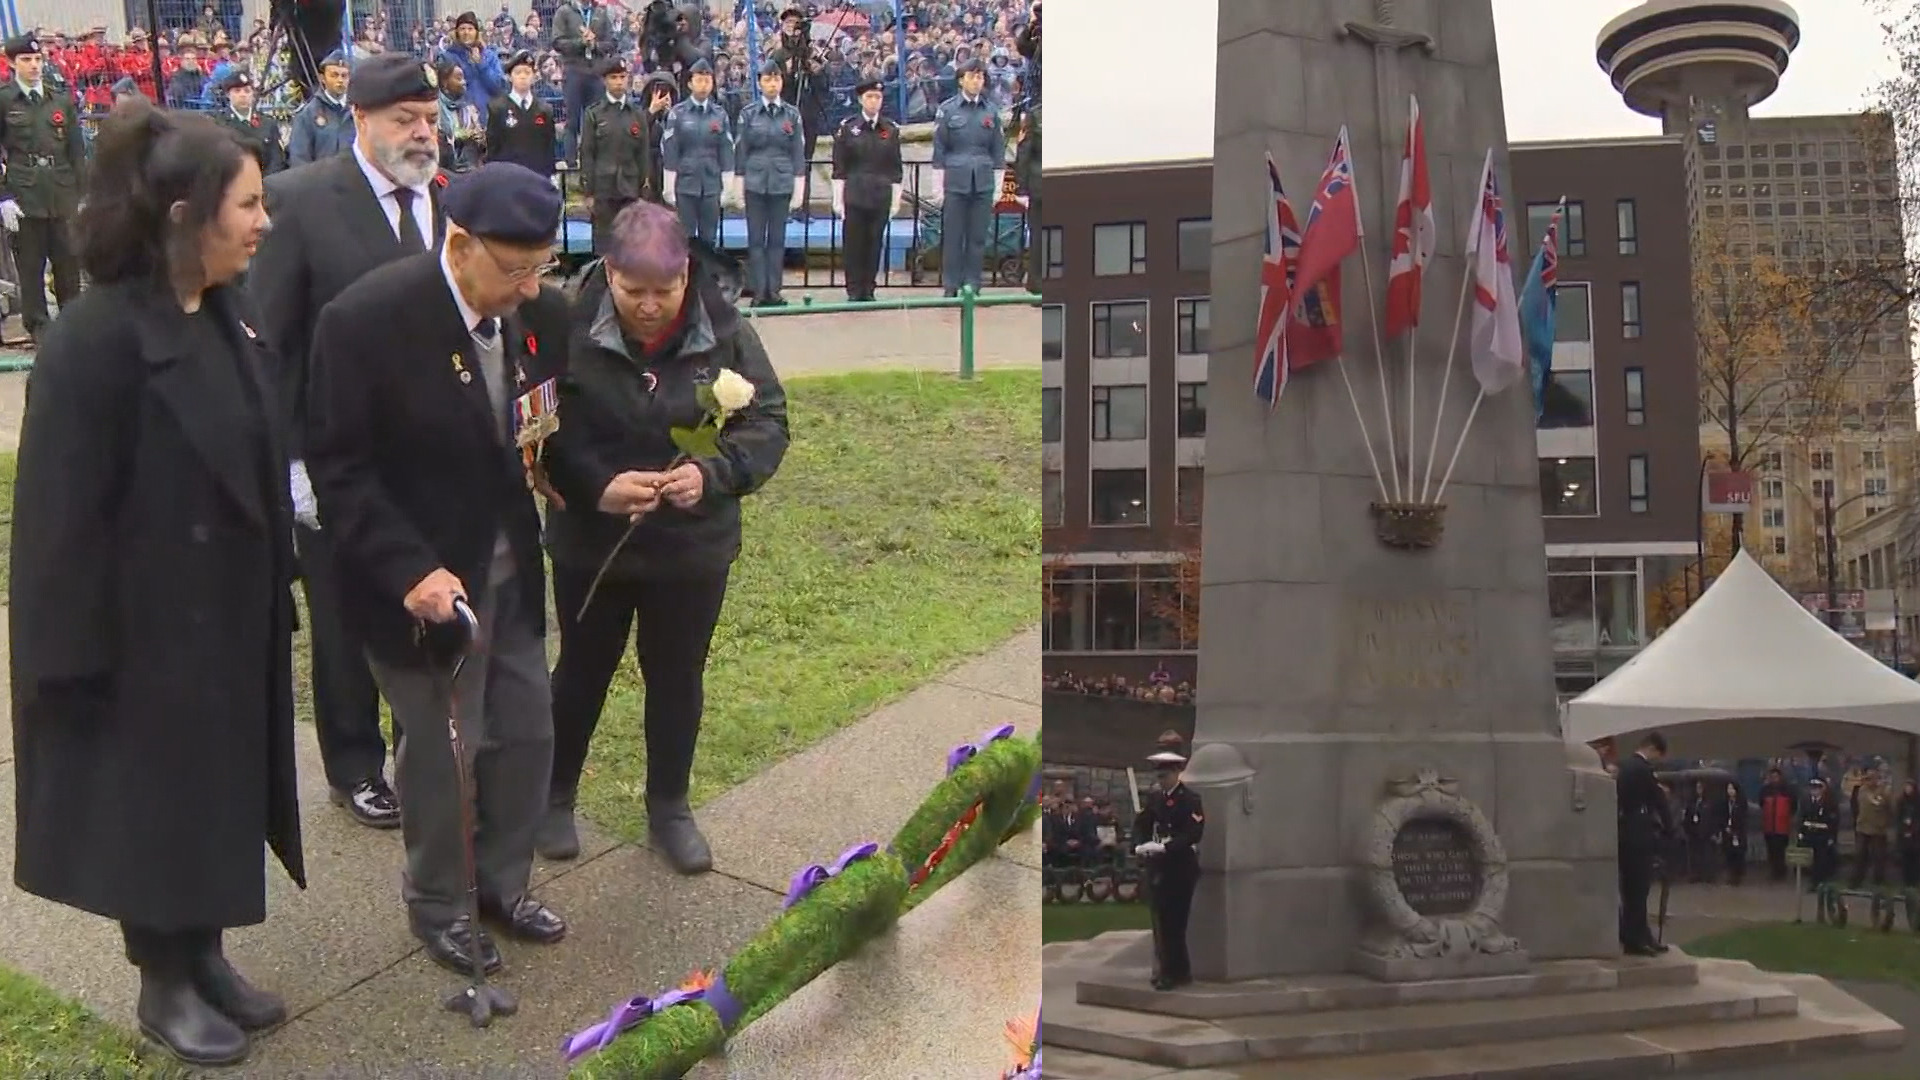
[1254,154,1301,410]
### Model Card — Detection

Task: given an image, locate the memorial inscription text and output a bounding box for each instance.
[1391,818,1480,916]
[1342,594,1471,692]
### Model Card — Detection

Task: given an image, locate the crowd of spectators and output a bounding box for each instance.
[1045,670,1196,706]
[25,0,1033,131]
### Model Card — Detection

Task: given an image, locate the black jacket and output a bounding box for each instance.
[486,94,558,177]
[303,253,569,666]
[1616,752,1673,850]
[542,251,789,581]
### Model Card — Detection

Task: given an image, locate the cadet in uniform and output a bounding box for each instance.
[287,52,354,167]
[485,52,557,179]
[0,35,85,348]
[829,78,902,303]
[1133,743,1204,991]
[732,61,806,308]
[1016,101,1040,293]
[216,69,285,175]
[931,57,1004,298]
[1616,731,1673,956]
[578,56,669,255]
[660,58,732,249]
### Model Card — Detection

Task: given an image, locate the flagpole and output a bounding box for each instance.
[1433,389,1486,503]
[1344,125,1402,503]
[1420,267,1475,502]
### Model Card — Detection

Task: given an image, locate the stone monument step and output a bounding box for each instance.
[1076,953,1699,1019]
[1044,970,1798,1070]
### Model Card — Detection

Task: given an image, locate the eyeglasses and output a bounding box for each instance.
[478,238,558,283]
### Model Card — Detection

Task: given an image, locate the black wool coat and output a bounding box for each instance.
[10,281,306,930]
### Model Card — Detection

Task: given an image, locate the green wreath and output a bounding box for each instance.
[564,725,1042,1078]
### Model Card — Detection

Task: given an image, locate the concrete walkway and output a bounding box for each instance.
[0,610,1040,1078]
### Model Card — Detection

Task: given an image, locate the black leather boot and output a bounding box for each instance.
[189,932,287,1031]
[131,935,250,1067]
[536,790,582,861]
[647,793,713,874]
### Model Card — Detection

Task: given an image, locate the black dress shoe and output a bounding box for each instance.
[136,969,250,1067]
[480,896,568,944]
[536,800,581,861]
[410,914,503,977]
[330,777,401,829]
[190,946,287,1031]
[648,796,714,874]
[1150,977,1174,991]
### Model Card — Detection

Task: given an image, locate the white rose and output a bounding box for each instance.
[712,367,756,417]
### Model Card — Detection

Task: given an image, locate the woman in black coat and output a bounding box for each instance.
[537,199,789,871]
[9,98,304,1069]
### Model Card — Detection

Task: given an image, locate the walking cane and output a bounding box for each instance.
[1654,839,1674,948]
[441,597,518,1027]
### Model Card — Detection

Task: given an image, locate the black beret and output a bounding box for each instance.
[454,10,480,30]
[503,50,536,74]
[4,35,41,58]
[218,69,254,92]
[757,59,784,78]
[853,78,883,96]
[956,57,986,75]
[687,58,713,75]
[780,6,804,18]
[444,162,562,246]
[596,56,628,78]
[349,52,439,109]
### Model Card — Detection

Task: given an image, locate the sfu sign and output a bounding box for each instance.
[1702,470,1754,515]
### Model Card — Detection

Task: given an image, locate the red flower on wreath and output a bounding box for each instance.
[50,110,63,125]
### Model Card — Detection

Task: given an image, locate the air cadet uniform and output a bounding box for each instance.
[215,70,285,175]
[286,52,354,167]
[485,52,558,179]
[732,61,806,307]
[829,78,902,302]
[931,58,1005,297]
[1016,102,1041,293]
[1132,747,1204,991]
[0,35,85,345]
[579,56,653,254]
[660,59,733,249]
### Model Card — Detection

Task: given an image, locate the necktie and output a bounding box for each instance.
[473,318,498,341]
[392,188,427,254]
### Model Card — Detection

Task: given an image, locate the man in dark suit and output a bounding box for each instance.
[1617,730,1674,956]
[303,163,575,975]
[249,53,450,831]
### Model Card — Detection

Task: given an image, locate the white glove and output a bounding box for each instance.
[726,175,744,207]
[1134,841,1165,856]
[993,171,1005,203]
[289,460,320,529]
[662,170,678,204]
[830,178,846,218]
[789,177,806,211]
[888,183,902,219]
[0,199,20,233]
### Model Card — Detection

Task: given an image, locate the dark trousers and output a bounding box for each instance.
[1811,842,1838,886]
[122,923,217,971]
[12,215,79,336]
[1902,844,1920,887]
[842,201,887,299]
[1618,839,1655,949]
[1148,861,1197,982]
[562,67,602,161]
[591,196,635,256]
[297,524,391,790]
[1722,838,1745,885]
[941,190,991,293]
[1765,833,1789,880]
[675,191,721,250]
[744,191,788,301]
[1852,833,1889,887]
[548,562,732,803]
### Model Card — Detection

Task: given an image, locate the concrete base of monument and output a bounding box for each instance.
[1042,934,1903,1078]
[1348,942,1532,982]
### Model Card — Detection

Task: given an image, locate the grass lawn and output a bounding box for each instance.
[1043,902,1154,944]
[0,966,187,1078]
[1688,921,1920,992]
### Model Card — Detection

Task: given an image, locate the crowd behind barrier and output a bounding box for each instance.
[31,0,1033,132]
[1045,671,1196,707]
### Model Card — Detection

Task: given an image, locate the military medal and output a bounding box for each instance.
[512,378,561,491]
[506,113,518,128]
[239,320,257,339]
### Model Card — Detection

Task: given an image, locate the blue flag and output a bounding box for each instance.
[1519,203,1562,418]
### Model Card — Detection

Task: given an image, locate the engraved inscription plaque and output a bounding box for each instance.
[1391,818,1481,916]
[1341,594,1472,693]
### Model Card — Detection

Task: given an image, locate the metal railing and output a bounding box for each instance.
[742,285,1038,379]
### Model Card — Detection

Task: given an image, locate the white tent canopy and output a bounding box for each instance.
[1563,549,1920,755]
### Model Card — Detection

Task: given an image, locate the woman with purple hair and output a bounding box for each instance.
[535,200,791,872]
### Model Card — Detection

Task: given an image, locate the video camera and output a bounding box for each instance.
[642,0,708,84]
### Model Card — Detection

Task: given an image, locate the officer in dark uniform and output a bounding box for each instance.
[931,57,1004,298]
[660,58,732,248]
[1133,744,1204,990]
[733,61,806,308]
[0,35,84,347]
[579,56,670,255]
[215,69,285,175]
[1616,730,1674,956]
[485,51,557,179]
[1015,101,1040,293]
[1800,777,1841,888]
[829,78,902,303]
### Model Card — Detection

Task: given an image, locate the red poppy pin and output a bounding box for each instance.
[878,127,890,140]
[433,173,449,189]
[708,120,721,133]
[50,110,63,125]
[525,334,538,356]
[250,116,260,127]
[981,116,992,129]
[629,122,641,137]
[781,120,793,135]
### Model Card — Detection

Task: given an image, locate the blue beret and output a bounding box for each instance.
[320,50,350,70]
[688,58,713,75]
[758,59,784,78]
[443,163,561,246]
[349,52,439,109]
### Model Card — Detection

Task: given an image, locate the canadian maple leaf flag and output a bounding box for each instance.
[1384,96,1436,339]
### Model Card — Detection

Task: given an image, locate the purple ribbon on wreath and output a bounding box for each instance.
[782,841,881,909]
[945,723,1018,776]
[562,978,751,1064]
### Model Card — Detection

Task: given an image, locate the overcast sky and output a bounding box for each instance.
[1049,0,1901,169]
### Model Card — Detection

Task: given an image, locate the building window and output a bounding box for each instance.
[1041,387,1061,443]
[1042,563,1193,653]
[1540,457,1599,517]
[1762,507,1785,528]
[1867,476,1890,497]
[1176,382,1207,437]
[1040,226,1064,279]
[1176,218,1212,273]
[1762,479,1784,500]
[1547,556,1642,651]
[1528,200,1585,257]
[1090,468,1149,526]
[1773,535,1788,556]
[1616,199,1638,255]
[1813,478,1835,500]
[1620,282,1642,339]
[1628,454,1649,513]
[1093,222,1148,277]
[1761,451,1783,472]
[1043,469,1063,526]
[1555,282,1592,342]
[1177,466,1204,525]
[1091,301,1148,359]
[1041,304,1064,361]
[1624,367,1645,426]
[1540,371,1595,429]
[1864,449,1887,469]
[1090,385,1148,441]
[1811,449,1834,471]
[1176,298,1211,355]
